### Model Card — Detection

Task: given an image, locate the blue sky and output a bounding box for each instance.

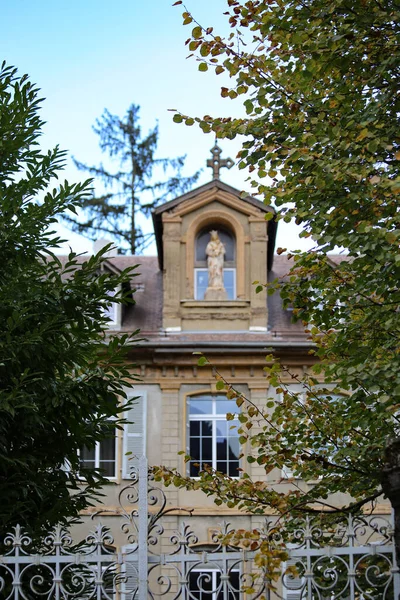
[2,0,313,254]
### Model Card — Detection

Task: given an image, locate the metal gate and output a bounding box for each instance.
[0,457,399,599]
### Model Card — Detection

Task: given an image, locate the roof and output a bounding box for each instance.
[53,253,310,347]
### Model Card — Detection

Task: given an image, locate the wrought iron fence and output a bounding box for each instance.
[0,457,399,599]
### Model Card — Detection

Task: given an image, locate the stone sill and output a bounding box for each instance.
[181,300,250,308]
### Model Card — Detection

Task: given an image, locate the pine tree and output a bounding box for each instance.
[64,104,200,254]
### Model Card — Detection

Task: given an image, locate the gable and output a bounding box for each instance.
[152,179,277,270]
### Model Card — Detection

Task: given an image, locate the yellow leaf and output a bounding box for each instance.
[356,128,369,141]
[192,26,203,39]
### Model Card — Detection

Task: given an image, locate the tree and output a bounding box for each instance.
[0,63,139,537]
[155,0,400,569]
[64,104,200,254]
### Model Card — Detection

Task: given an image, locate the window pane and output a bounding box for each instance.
[190,397,213,415]
[228,461,240,477]
[223,270,235,300]
[99,434,116,477]
[216,436,227,460]
[216,398,238,416]
[81,446,95,462]
[195,270,208,301]
[190,437,200,460]
[200,421,213,437]
[190,462,200,477]
[228,437,240,460]
[99,460,116,477]
[190,421,200,436]
[217,461,227,473]
[216,421,227,437]
[201,428,213,462]
[100,436,116,462]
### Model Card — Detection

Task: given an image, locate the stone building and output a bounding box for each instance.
[76,146,324,540]
[24,147,394,600]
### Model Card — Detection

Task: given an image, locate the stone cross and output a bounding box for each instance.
[207,143,234,180]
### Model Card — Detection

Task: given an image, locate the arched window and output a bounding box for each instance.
[194,227,236,300]
[187,394,240,477]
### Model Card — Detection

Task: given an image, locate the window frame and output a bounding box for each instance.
[187,394,241,478]
[79,426,118,481]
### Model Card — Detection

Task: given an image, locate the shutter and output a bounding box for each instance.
[122,394,147,479]
[186,396,191,475]
[282,557,305,600]
[121,545,138,599]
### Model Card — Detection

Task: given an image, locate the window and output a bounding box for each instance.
[188,394,240,477]
[103,287,121,329]
[279,387,346,480]
[194,227,236,300]
[195,268,236,301]
[189,569,240,600]
[80,430,117,478]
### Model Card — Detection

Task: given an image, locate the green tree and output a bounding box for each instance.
[0,63,138,537]
[156,0,400,568]
[64,104,200,254]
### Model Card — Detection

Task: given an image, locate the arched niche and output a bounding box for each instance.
[185,210,246,300]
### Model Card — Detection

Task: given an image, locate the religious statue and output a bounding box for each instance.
[204,230,228,301]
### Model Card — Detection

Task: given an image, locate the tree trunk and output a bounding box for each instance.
[381,438,400,575]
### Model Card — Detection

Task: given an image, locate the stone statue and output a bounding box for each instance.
[204,230,228,301]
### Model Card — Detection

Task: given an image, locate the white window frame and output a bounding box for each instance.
[194,268,236,300]
[187,395,240,478]
[79,426,118,481]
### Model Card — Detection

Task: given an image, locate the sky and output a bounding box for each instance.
[2,0,315,255]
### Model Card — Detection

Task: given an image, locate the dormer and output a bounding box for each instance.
[152,148,277,333]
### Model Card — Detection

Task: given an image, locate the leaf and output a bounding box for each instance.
[192,26,203,39]
[197,356,208,366]
[198,62,208,72]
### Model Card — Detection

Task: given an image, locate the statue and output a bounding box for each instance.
[204,230,228,301]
